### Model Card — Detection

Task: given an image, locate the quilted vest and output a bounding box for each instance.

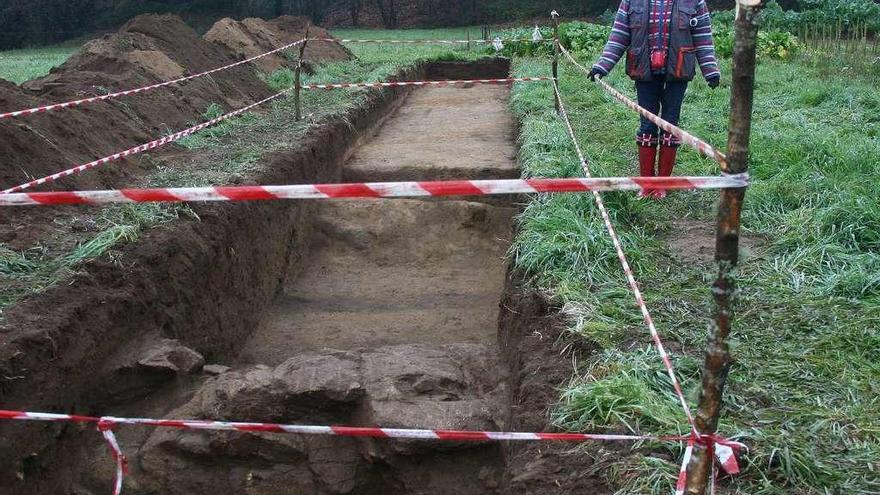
[625,0,700,81]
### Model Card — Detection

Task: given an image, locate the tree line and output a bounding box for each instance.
[1,0,742,50]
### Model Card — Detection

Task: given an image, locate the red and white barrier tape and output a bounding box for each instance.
[309,38,546,44]
[551,79,743,494]
[0,409,744,494]
[0,39,306,120]
[2,77,550,193]
[2,87,294,194]
[559,45,729,171]
[97,420,127,495]
[0,176,748,206]
[303,77,553,90]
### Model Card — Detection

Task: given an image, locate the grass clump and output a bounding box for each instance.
[0,43,79,84]
[0,203,187,312]
[509,35,880,494]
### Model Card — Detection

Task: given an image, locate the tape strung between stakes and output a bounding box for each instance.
[0,39,306,120]
[2,77,553,194]
[0,176,749,206]
[308,38,548,44]
[558,44,729,171]
[1,408,745,495]
[303,77,553,90]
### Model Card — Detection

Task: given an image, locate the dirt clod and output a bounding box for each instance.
[137,339,205,375]
[204,16,353,74]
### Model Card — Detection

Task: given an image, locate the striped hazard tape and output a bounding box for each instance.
[2,87,294,194]
[2,77,550,194]
[559,45,729,171]
[0,39,306,120]
[0,176,749,207]
[552,78,744,495]
[0,409,744,495]
[308,38,548,44]
[303,77,553,90]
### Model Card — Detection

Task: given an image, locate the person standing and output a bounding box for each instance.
[588,0,720,198]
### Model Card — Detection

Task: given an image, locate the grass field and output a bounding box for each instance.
[1,23,878,495]
[0,42,80,84]
[509,40,880,495]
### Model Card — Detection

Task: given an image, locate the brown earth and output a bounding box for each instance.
[0,59,607,494]
[204,16,353,74]
[0,13,348,194]
[666,218,763,265]
[0,13,349,289]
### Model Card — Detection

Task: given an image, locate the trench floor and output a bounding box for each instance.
[238,84,519,365]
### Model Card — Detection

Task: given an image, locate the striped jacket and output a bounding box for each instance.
[593,0,720,82]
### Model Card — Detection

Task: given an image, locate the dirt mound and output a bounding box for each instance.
[0,78,153,196]
[21,14,274,134]
[205,16,352,74]
[0,13,283,195]
[120,345,506,494]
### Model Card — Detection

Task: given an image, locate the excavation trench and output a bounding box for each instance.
[2,60,604,494]
[139,62,520,494]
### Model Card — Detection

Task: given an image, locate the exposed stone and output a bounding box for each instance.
[131,344,507,494]
[203,364,231,375]
[137,339,205,374]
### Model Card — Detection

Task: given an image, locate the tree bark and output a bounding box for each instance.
[684,1,766,493]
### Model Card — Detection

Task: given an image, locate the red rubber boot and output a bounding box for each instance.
[656,145,678,199]
[637,145,657,199]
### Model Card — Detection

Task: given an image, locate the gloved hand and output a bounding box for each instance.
[588,68,604,82]
[707,76,720,89]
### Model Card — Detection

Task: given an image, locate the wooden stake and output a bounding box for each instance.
[294,25,310,122]
[552,11,561,114]
[684,1,765,493]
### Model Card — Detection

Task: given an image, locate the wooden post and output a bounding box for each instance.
[551,11,561,114]
[684,1,765,493]
[294,26,310,122]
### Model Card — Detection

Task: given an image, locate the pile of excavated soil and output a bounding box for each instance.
[21,14,274,133]
[205,16,353,74]
[0,13,349,219]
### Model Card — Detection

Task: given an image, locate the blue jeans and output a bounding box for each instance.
[635,75,689,147]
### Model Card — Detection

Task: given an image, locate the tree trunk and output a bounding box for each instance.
[350,0,362,26]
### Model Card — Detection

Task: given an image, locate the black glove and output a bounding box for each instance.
[588,68,604,82]
[707,77,720,89]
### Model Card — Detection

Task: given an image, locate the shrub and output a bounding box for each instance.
[559,21,611,54]
[757,30,802,59]
[487,22,610,58]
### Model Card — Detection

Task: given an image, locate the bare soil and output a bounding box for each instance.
[204,16,353,74]
[0,58,606,494]
[238,199,516,363]
[344,85,519,182]
[666,218,763,265]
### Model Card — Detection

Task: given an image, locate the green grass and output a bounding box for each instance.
[0,29,487,316]
[4,23,877,494]
[0,42,79,84]
[509,44,880,494]
[0,203,189,312]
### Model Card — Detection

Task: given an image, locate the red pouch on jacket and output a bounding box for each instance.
[651,50,667,70]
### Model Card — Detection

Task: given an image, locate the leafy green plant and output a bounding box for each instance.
[560,22,611,54]
[757,30,802,59]
[485,26,555,58]
[711,26,800,60]
[487,22,610,58]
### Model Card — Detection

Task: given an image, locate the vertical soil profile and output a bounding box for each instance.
[1,60,606,494]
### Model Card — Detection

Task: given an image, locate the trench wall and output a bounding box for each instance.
[0,63,429,490]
